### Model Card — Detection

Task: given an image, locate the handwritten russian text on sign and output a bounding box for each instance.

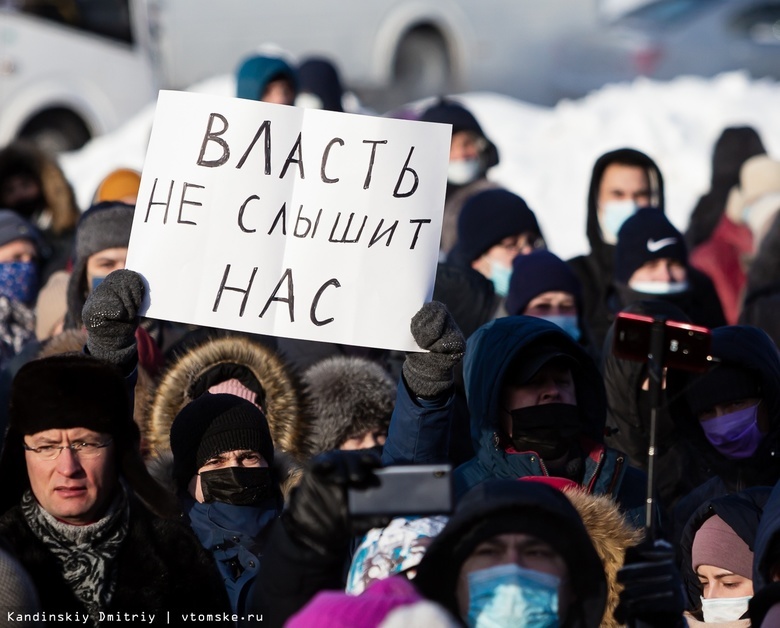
[125,90,451,351]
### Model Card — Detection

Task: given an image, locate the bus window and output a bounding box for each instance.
[19,0,133,44]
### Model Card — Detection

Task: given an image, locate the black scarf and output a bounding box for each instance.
[22,485,130,622]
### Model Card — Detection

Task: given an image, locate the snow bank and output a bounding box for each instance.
[60,71,780,259]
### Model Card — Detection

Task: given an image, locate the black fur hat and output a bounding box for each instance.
[0,352,156,518]
[9,352,133,438]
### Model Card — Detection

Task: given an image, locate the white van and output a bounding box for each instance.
[0,0,157,152]
[1,0,597,152]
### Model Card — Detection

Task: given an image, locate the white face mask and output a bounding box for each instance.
[294,92,325,110]
[448,158,482,186]
[700,595,751,623]
[599,200,638,244]
[628,280,689,295]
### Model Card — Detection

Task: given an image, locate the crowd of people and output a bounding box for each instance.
[0,49,779,628]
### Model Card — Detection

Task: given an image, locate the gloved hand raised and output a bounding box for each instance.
[614,539,686,628]
[402,301,465,399]
[82,269,144,372]
[282,450,390,557]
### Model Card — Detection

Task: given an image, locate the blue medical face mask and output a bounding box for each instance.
[700,402,763,460]
[467,563,560,628]
[599,200,638,245]
[489,260,513,298]
[0,261,39,305]
[538,314,581,342]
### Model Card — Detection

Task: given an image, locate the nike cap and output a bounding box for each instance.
[614,206,687,284]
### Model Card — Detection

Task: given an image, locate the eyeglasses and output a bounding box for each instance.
[23,439,112,461]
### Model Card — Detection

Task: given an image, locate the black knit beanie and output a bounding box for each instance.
[506,250,582,316]
[170,393,274,489]
[453,189,541,264]
[614,207,687,284]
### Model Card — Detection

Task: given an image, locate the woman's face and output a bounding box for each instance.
[697,565,754,599]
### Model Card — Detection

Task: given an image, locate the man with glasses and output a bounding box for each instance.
[0,353,229,625]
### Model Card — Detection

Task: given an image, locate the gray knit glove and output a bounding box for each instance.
[402,301,465,399]
[83,269,144,372]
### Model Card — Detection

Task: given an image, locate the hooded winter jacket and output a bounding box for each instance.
[0,141,80,280]
[678,488,770,615]
[454,316,648,526]
[414,479,608,627]
[568,148,665,350]
[685,126,766,249]
[146,334,304,462]
[672,325,780,542]
[564,487,644,628]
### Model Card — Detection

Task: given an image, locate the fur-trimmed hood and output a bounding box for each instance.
[565,488,644,628]
[0,141,79,235]
[146,335,304,460]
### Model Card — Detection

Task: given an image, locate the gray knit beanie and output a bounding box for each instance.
[65,201,135,328]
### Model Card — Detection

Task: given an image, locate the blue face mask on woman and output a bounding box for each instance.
[467,563,560,628]
[0,261,39,305]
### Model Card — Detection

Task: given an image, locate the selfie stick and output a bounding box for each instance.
[644,317,667,542]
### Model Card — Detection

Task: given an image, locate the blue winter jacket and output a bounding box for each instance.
[383,315,647,527]
[184,496,279,620]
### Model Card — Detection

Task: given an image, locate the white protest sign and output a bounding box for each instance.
[125,90,451,352]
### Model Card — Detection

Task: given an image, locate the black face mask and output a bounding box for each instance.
[199,466,274,506]
[509,403,582,461]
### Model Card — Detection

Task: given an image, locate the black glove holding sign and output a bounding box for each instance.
[82,269,144,374]
[614,539,687,628]
[282,450,391,557]
[402,301,465,399]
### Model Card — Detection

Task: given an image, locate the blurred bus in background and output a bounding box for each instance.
[0,0,598,152]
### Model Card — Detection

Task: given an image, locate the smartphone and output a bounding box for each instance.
[347,464,453,517]
[612,312,712,373]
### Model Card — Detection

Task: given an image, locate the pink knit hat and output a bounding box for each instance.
[691,515,753,579]
[286,576,423,628]
[208,378,262,410]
